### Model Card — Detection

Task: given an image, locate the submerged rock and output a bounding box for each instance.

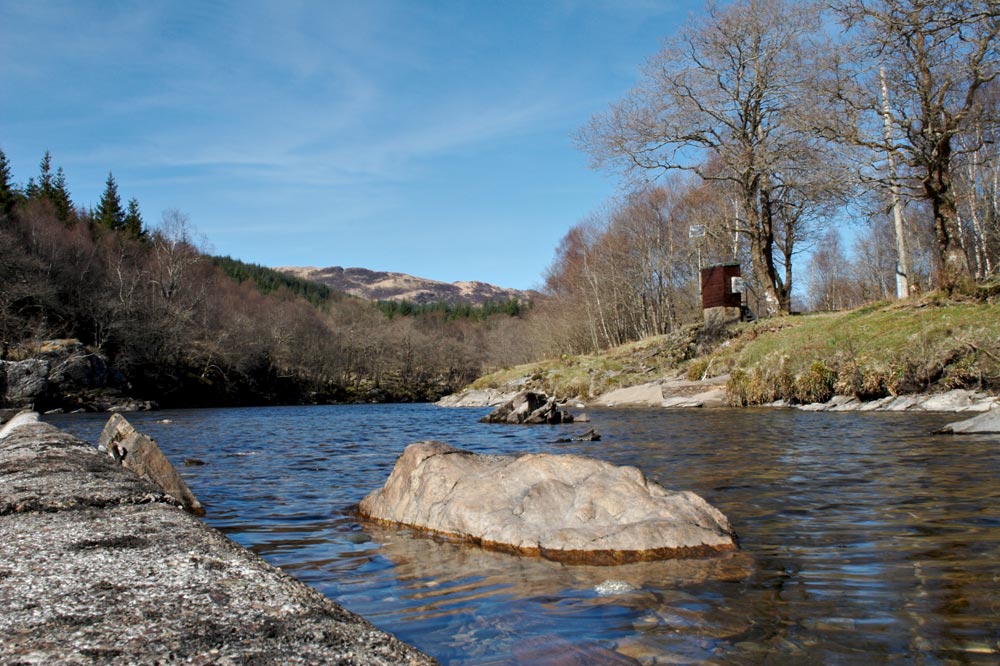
[358,441,737,565]
[479,391,574,424]
[555,428,602,443]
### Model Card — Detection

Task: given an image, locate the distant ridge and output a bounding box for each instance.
[274,266,536,306]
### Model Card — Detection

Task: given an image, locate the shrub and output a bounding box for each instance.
[793,361,836,404]
[686,357,711,382]
[726,356,795,406]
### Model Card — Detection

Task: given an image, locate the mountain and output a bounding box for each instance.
[274,266,536,305]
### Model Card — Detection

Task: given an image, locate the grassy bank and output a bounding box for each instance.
[469,296,1000,406]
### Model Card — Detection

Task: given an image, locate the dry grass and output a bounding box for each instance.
[470,325,701,399]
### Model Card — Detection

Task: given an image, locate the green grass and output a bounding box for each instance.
[712,298,1000,405]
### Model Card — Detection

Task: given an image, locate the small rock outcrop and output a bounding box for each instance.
[358,441,737,565]
[436,388,518,408]
[0,339,150,412]
[479,391,574,424]
[98,413,205,516]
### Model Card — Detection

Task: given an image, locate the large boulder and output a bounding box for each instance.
[1,359,50,405]
[358,441,737,565]
[479,391,574,424]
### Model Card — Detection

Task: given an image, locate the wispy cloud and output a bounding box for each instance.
[16,1,565,191]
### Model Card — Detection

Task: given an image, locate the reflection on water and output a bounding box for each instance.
[48,404,1000,664]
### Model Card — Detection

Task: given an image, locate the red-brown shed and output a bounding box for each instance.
[701,264,742,309]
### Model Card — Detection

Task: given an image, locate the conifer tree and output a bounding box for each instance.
[94,172,125,231]
[123,197,145,239]
[0,147,17,221]
[27,150,74,224]
[51,167,73,224]
[23,177,38,199]
[37,151,53,197]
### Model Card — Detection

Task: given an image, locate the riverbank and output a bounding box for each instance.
[0,338,457,416]
[0,412,435,665]
[447,297,1000,412]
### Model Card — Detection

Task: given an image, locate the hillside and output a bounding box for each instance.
[275,265,535,306]
[465,296,1000,407]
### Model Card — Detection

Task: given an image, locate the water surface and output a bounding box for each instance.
[49,404,1000,664]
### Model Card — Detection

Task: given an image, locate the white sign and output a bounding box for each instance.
[731,277,746,292]
[689,225,706,239]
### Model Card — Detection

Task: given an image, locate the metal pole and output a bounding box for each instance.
[881,66,910,299]
[698,243,703,297]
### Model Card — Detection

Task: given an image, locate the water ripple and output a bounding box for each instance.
[48,404,1000,665]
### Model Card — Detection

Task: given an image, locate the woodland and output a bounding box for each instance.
[0,156,541,406]
[2,0,999,408]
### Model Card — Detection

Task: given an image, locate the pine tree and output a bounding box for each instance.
[123,197,145,239]
[94,172,125,231]
[51,167,73,224]
[36,151,53,198]
[23,177,39,199]
[0,147,17,221]
[28,151,74,224]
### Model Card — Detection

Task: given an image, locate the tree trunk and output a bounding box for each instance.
[754,186,787,315]
[924,144,972,291]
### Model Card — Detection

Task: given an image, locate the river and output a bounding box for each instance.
[47,404,1000,664]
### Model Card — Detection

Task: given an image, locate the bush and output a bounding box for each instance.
[686,357,711,382]
[725,356,795,406]
[793,361,836,404]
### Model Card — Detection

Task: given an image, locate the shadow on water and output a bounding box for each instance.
[48,404,1000,664]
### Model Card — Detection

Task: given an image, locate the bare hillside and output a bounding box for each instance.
[275,266,534,305]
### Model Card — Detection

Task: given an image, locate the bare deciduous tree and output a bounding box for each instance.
[827,0,1000,291]
[580,0,839,315]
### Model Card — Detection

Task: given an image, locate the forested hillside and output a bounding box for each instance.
[0,150,539,408]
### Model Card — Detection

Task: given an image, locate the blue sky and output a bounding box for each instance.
[1,0,703,290]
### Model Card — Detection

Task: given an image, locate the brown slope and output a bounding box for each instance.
[274,265,535,305]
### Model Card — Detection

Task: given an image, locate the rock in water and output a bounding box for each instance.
[98,413,205,516]
[358,441,737,564]
[939,409,1000,434]
[479,391,574,424]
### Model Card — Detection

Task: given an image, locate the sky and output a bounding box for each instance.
[0,0,704,291]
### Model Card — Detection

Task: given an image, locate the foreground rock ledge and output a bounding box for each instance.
[0,416,435,665]
[358,441,737,565]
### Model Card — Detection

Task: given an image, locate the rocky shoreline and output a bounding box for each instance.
[0,411,435,665]
[440,378,998,414]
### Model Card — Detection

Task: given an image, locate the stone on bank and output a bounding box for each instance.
[358,441,737,565]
